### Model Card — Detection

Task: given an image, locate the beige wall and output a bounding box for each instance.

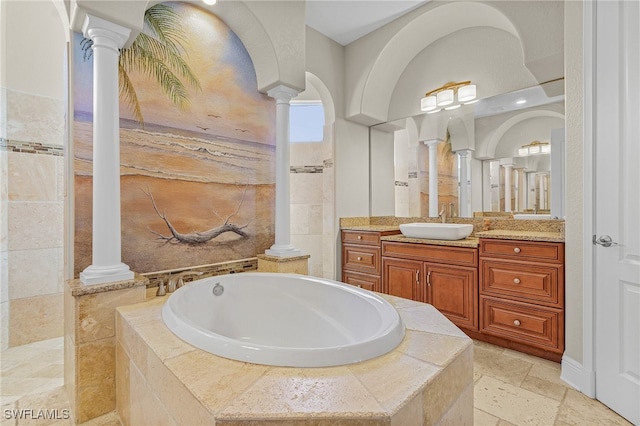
[564,0,584,364]
[1,0,68,349]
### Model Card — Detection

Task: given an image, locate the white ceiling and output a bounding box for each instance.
[305,0,430,46]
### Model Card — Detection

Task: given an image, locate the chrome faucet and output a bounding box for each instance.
[439,203,447,223]
[167,271,203,293]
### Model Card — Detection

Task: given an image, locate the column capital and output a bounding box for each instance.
[267,85,300,103]
[422,138,444,147]
[456,149,473,158]
[82,14,131,51]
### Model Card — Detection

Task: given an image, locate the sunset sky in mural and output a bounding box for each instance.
[73,2,275,145]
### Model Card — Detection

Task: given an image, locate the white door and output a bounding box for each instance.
[593,1,640,423]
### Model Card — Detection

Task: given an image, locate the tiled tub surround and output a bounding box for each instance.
[116,294,473,425]
[142,258,259,292]
[64,276,147,424]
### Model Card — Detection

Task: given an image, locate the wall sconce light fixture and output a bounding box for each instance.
[518,141,550,156]
[420,81,477,113]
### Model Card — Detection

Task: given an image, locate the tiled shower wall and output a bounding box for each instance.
[0,89,66,350]
[290,142,325,278]
[290,121,336,280]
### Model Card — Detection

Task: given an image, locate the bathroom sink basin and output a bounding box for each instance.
[513,214,552,220]
[399,223,474,240]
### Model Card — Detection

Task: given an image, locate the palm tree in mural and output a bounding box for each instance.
[81,3,201,126]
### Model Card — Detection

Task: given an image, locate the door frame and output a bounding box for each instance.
[581,0,596,399]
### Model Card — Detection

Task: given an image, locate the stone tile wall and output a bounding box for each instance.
[290,142,325,278]
[1,89,66,350]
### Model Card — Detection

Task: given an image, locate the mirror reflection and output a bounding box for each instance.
[372,80,565,219]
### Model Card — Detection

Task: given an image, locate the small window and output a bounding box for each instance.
[290,102,324,143]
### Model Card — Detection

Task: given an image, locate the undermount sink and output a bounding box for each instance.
[399,223,474,240]
[513,214,552,220]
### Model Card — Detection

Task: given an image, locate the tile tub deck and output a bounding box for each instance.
[116,293,473,425]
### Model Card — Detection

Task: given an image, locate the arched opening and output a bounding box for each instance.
[289,72,337,279]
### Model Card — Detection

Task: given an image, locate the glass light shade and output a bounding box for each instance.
[518,147,529,156]
[420,95,437,112]
[457,84,476,102]
[529,145,541,155]
[541,144,551,154]
[436,89,454,106]
[445,104,461,110]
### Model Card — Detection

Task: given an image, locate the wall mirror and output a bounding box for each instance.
[370,80,565,219]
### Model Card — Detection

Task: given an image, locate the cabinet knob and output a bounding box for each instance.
[513,247,521,253]
[513,319,521,326]
[356,256,362,261]
[513,278,521,284]
[357,235,362,240]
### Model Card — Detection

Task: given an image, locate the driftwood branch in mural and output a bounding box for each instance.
[142,187,249,245]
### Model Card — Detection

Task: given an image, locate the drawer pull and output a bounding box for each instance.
[513,278,521,284]
[513,247,521,253]
[357,235,363,240]
[356,256,362,261]
[513,319,521,326]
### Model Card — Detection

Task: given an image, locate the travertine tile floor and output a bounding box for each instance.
[0,337,633,425]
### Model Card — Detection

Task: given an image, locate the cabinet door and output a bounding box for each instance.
[426,263,478,331]
[382,258,425,302]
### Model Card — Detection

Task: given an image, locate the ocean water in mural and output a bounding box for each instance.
[73,2,275,274]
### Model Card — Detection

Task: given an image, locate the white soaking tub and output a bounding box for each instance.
[162,272,405,367]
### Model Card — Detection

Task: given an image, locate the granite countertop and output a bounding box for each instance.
[474,229,564,243]
[341,218,565,243]
[381,235,480,248]
[341,225,401,232]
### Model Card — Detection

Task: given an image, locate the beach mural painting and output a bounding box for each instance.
[73,2,276,274]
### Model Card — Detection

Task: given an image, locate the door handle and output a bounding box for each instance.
[593,235,618,247]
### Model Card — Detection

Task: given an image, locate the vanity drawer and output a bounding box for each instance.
[342,270,381,293]
[480,260,563,307]
[342,230,383,246]
[342,244,381,274]
[381,241,478,267]
[479,239,564,264]
[480,296,563,352]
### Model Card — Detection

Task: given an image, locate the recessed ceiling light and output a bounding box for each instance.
[516,99,527,105]
[203,0,217,5]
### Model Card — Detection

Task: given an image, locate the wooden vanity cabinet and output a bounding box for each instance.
[479,238,565,361]
[341,229,400,292]
[382,242,478,331]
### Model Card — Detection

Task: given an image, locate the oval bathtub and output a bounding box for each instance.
[162,272,405,367]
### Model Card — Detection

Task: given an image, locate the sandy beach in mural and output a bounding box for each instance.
[74,120,275,274]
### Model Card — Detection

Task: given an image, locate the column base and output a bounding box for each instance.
[265,244,302,257]
[257,254,310,275]
[80,263,135,285]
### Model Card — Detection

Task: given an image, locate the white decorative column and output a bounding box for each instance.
[503,164,514,213]
[265,85,302,257]
[424,139,441,217]
[80,15,134,285]
[457,149,472,217]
